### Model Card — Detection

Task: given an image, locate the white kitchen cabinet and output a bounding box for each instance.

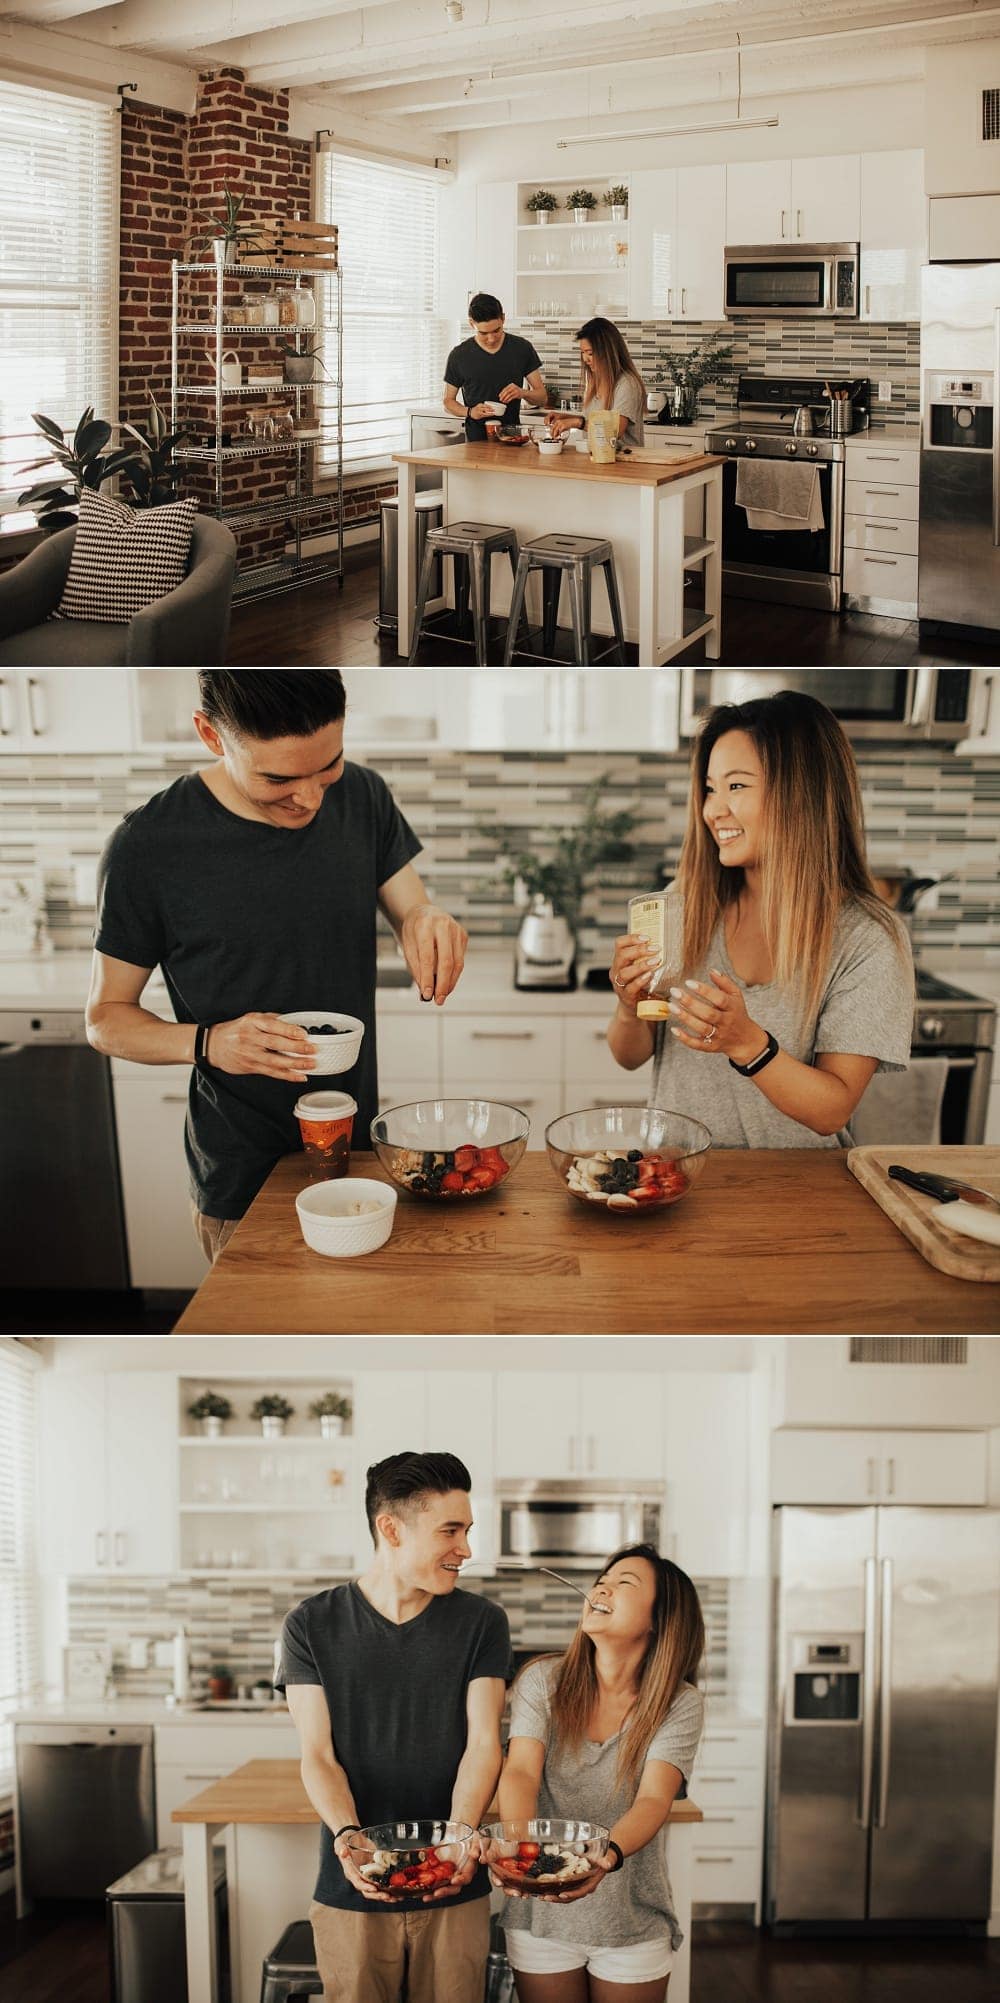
[446,1077,563,1149]
[725,159,792,246]
[665,1372,749,1577]
[460,668,680,750]
[725,156,859,245]
[496,1371,664,1479]
[629,167,724,321]
[38,1370,177,1574]
[376,1010,441,1090]
[155,1721,296,1848]
[689,1722,765,1919]
[112,1069,206,1289]
[860,150,926,321]
[771,1427,989,1505]
[475,181,517,312]
[349,1369,426,1560]
[348,668,460,752]
[131,670,200,750]
[0,669,133,754]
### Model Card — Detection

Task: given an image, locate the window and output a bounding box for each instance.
[317,150,449,472]
[0,80,118,510]
[0,1342,40,1795]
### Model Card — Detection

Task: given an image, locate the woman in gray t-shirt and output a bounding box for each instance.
[608,689,914,1147]
[545,317,646,447]
[494,1544,704,1997]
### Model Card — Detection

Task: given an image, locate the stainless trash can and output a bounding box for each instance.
[485,1915,515,2001]
[107,1847,228,2003]
[377,489,443,634]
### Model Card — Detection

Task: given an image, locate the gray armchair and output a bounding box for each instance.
[0,515,238,665]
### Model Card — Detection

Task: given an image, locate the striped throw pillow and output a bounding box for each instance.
[56,489,197,623]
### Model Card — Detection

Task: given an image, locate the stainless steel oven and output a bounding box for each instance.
[679,669,976,742]
[497,1481,664,1571]
[724,244,860,319]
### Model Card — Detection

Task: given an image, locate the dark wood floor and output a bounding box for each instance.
[3,1902,998,2003]
[226,551,998,667]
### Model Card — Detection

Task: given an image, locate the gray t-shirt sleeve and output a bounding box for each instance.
[646,1684,704,1791]
[274,1605,322,1690]
[508,1655,555,1743]
[813,910,914,1073]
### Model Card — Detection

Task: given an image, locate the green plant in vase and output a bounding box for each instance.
[567,189,598,221]
[17,407,137,531]
[655,335,735,426]
[250,1394,295,1438]
[198,186,265,266]
[526,189,559,222]
[477,773,638,939]
[120,397,189,506]
[308,1392,353,1438]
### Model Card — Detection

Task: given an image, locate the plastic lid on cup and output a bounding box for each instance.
[294,1091,358,1121]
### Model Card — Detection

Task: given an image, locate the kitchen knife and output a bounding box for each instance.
[887,1164,1000,1212]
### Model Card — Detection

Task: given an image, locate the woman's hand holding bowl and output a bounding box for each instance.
[668,969,766,1065]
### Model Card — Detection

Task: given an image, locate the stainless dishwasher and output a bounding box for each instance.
[0,1007,130,1287]
[16,1723,156,1903]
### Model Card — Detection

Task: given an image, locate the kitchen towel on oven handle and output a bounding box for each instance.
[735,458,825,533]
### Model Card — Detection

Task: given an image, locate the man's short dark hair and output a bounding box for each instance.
[468,293,504,324]
[365,1450,471,1545]
[198,672,346,741]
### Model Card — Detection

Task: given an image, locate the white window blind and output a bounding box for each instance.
[318,150,448,472]
[0,1342,40,1796]
[0,79,119,509]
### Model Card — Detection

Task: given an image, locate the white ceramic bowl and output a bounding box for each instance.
[295,1178,397,1258]
[537,437,564,456]
[485,400,506,416]
[280,1009,364,1075]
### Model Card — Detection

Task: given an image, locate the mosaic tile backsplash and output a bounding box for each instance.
[523,318,922,427]
[1,739,997,969]
[65,1572,730,1700]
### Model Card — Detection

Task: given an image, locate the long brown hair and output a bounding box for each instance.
[575,316,645,411]
[541,1544,704,1794]
[676,690,909,1022]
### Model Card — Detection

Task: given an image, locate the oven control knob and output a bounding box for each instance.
[806,443,819,457]
[745,439,757,453]
[919,1015,947,1041]
[785,442,797,456]
[724,437,737,450]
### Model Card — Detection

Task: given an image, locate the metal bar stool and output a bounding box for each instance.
[408,519,519,665]
[502,532,627,665]
[259,1918,322,2002]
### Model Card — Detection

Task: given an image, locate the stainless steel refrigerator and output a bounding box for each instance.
[918,260,1000,633]
[766,1506,1000,1927]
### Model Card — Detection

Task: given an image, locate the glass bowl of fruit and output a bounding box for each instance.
[545,1106,711,1212]
[371,1099,530,1200]
[482,1819,611,1896]
[347,1819,475,1898]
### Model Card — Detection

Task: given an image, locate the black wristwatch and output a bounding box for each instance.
[729,1029,779,1077]
[193,1023,213,1072]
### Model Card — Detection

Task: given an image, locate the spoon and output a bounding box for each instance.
[537,1566,610,1612]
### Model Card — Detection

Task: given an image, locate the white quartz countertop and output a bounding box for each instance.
[852,424,922,448]
[12,1699,292,1726]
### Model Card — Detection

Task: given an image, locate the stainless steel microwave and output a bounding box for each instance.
[497,1481,665,1572]
[724,243,859,319]
[679,670,975,742]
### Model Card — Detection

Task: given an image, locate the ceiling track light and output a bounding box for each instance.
[445,0,464,20]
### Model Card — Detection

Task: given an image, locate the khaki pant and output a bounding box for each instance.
[191,1204,239,1264]
[309,1895,490,2003]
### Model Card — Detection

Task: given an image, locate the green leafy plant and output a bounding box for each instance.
[656,335,735,398]
[526,189,559,212]
[477,774,638,934]
[250,1394,295,1421]
[604,184,629,208]
[566,189,597,212]
[198,186,264,255]
[187,1390,233,1421]
[308,1393,353,1421]
[120,397,188,507]
[17,407,136,532]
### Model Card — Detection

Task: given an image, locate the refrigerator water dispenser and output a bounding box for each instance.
[786,1635,862,1725]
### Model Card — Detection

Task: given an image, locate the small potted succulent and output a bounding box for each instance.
[277,338,331,386]
[207,1664,233,1701]
[308,1392,353,1440]
[604,184,629,223]
[198,186,263,268]
[187,1390,234,1440]
[526,189,559,224]
[567,189,597,224]
[250,1394,295,1440]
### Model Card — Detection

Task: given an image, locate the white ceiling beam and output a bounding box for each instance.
[11,0,403,53]
[0,0,125,20]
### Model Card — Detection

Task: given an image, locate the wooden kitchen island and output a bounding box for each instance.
[393,439,723,665]
[172,1151,1000,1336]
[174,1758,703,2003]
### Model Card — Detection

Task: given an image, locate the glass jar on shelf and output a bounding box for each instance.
[295,284,316,328]
[278,287,297,327]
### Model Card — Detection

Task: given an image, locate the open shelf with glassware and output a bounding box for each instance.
[178,1372,355,1574]
[170,256,344,604]
[515,177,629,322]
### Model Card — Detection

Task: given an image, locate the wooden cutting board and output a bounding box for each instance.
[847,1145,1000,1283]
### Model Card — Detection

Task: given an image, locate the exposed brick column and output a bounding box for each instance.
[118,101,188,427]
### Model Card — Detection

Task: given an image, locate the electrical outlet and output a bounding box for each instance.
[877,380,893,403]
[128,1638,149,1670]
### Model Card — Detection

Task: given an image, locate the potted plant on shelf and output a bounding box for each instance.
[308,1392,353,1440]
[526,189,559,224]
[277,338,332,386]
[604,184,629,223]
[566,189,598,224]
[477,774,638,960]
[17,407,137,532]
[207,1665,233,1701]
[250,1394,295,1440]
[187,1390,234,1441]
[198,187,264,267]
[655,334,735,426]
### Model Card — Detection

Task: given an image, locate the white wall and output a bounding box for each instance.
[774,1337,1000,1429]
[39,1335,764,1374]
[924,38,1000,197]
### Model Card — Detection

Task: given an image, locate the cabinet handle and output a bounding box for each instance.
[864,488,900,497]
[862,556,899,566]
[470,1030,536,1041]
[114,1531,127,1566]
[867,1457,876,1495]
[865,454,900,463]
[707,1734,738,1743]
[796,209,802,237]
[568,1435,577,1471]
[865,284,871,316]
[681,287,687,314]
[26,676,47,737]
[95,1530,108,1567]
[587,1434,596,1471]
[867,523,899,533]
[695,1853,735,1863]
[780,210,787,238]
[161,1093,189,1104]
[667,288,673,314]
[0,678,14,736]
[702,1814,737,1823]
[886,1457,895,1496]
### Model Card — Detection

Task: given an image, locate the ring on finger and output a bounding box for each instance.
[703,1024,718,1043]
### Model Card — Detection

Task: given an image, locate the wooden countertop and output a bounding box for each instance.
[172,1152,1000,1336]
[393,442,724,487]
[172,1758,703,1826]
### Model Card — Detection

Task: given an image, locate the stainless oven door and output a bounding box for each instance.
[717,457,843,610]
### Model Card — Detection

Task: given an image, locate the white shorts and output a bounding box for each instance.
[503,1928,674,1981]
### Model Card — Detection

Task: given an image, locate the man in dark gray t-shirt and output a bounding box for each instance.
[277,1450,511,2003]
[86,672,468,1261]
